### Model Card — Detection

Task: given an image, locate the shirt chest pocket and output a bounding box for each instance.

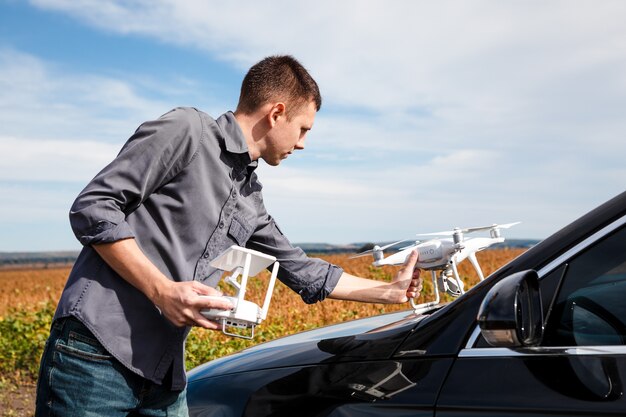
[227,213,254,247]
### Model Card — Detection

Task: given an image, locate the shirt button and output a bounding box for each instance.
[219,222,225,228]
[203,253,209,259]
[231,191,237,198]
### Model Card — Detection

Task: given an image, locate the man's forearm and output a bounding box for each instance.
[327,272,407,303]
[92,238,232,328]
[328,250,421,304]
[93,238,172,303]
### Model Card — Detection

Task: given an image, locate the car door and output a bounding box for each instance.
[436,216,626,416]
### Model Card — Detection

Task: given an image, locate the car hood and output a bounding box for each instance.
[188,309,426,382]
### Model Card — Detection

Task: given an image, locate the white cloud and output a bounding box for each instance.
[0,136,120,182]
[27,1,626,156]
[0,48,171,143]
[0,47,229,180]
[0,48,184,184]
[29,1,626,117]
[3,0,626,247]
[257,142,626,243]
[0,181,82,251]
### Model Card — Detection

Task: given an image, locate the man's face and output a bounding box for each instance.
[262,101,316,166]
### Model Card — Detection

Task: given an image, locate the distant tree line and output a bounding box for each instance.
[0,239,538,268]
[0,252,79,268]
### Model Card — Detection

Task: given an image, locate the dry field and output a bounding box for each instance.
[0,249,524,417]
[0,267,70,317]
[262,248,525,327]
[0,249,525,320]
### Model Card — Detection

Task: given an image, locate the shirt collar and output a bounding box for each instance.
[216,111,249,155]
[216,111,258,176]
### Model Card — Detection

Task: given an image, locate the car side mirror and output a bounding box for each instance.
[477,270,544,347]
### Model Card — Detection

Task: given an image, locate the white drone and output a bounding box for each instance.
[352,222,520,313]
[200,245,279,339]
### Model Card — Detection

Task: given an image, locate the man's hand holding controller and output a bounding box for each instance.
[153,281,235,329]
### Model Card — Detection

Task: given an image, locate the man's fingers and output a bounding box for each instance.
[194,294,234,311]
[173,305,227,330]
[191,312,223,330]
[404,250,418,267]
[398,250,419,277]
[406,270,424,300]
[191,281,222,296]
[157,281,234,328]
[186,282,232,310]
[412,267,421,279]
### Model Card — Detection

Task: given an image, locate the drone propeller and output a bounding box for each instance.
[416,230,456,237]
[416,222,520,237]
[350,238,414,258]
[463,221,520,233]
[497,221,520,229]
[399,241,420,251]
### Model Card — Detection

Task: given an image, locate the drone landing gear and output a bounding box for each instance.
[410,255,486,314]
[410,270,440,314]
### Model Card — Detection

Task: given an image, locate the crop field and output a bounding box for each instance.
[0,249,524,416]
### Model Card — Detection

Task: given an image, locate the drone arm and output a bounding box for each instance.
[467,252,485,281]
[449,257,465,295]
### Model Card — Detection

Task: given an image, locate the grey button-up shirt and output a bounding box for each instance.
[54,107,343,390]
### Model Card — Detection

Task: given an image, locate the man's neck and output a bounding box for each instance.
[233,111,267,162]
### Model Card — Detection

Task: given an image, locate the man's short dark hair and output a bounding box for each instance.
[236,55,322,118]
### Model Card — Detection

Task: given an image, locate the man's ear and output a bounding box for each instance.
[268,102,286,127]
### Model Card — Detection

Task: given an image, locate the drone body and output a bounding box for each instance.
[374,236,504,269]
[353,222,519,311]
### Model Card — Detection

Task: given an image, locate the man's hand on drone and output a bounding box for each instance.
[392,250,423,303]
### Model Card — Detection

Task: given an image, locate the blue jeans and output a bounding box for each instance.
[35,316,188,416]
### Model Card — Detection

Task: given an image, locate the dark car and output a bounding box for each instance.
[187,191,626,416]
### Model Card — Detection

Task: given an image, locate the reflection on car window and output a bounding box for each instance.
[571,303,622,346]
[543,226,626,346]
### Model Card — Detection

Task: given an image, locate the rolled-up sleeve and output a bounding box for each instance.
[70,108,200,246]
[247,206,343,304]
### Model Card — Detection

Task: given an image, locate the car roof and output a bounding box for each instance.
[509,189,626,274]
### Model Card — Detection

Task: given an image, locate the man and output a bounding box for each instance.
[35,55,421,416]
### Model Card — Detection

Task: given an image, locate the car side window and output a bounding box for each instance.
[542,225,626,347]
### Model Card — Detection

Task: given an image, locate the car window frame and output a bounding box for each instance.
[461,213,626,357]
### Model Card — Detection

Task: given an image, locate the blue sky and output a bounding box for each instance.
[1,0,626,252]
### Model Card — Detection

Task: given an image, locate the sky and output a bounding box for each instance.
[1,0,625,252]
